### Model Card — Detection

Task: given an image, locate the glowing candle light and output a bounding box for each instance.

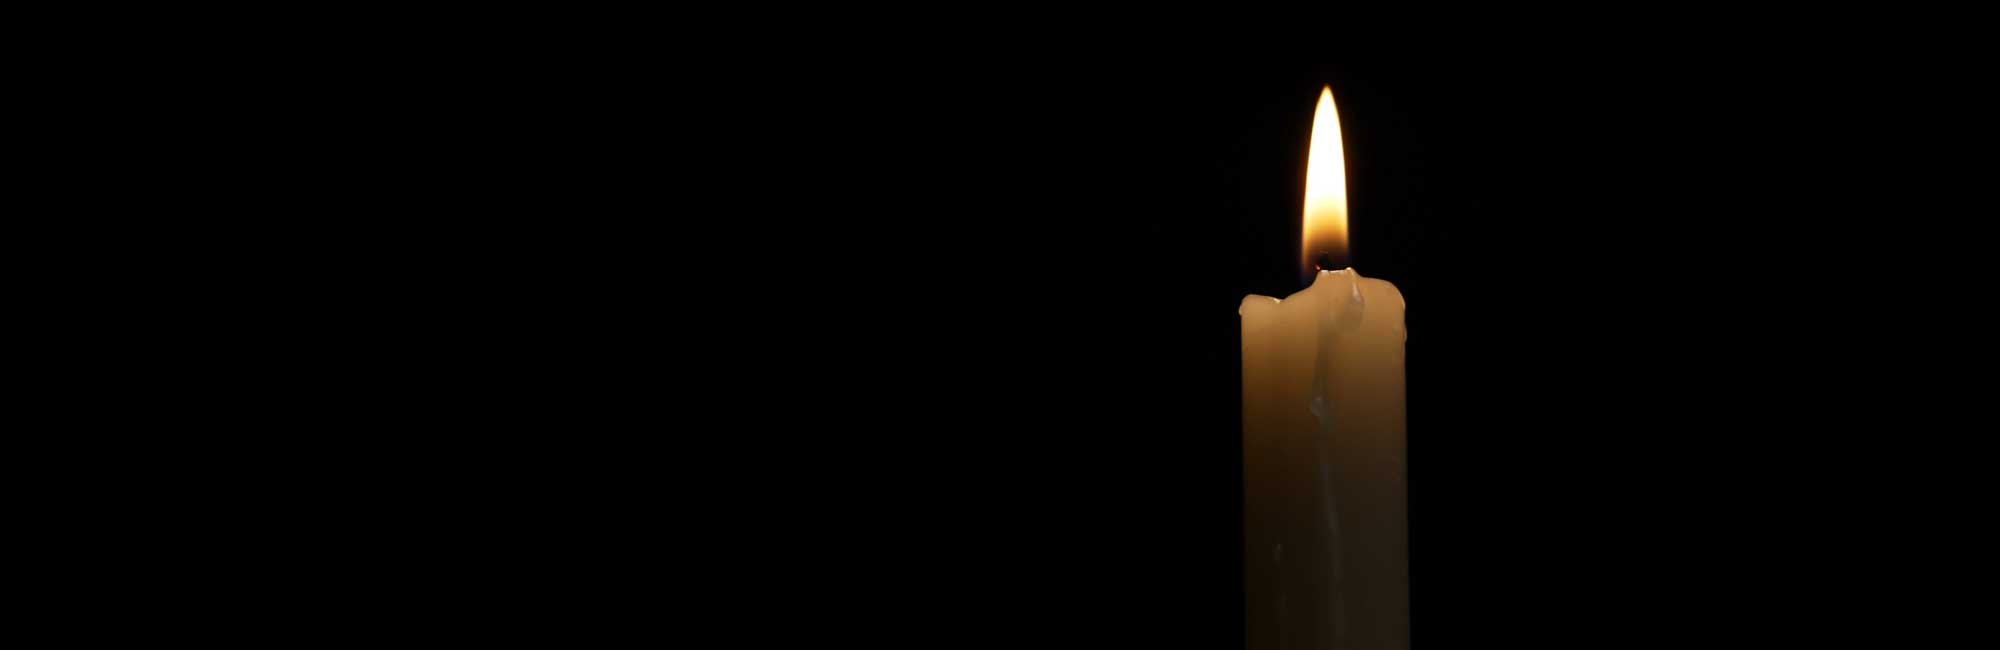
[1241,85,1408,650]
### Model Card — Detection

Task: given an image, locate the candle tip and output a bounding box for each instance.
[1310,251,1354,282]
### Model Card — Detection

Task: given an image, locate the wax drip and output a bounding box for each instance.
[1330,267,1365,331]
[1306,268,1364,643]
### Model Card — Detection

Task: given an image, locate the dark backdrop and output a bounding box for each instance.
[360,47,1983,646]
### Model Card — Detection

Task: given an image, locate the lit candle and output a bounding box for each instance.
[1241,86,1408,650]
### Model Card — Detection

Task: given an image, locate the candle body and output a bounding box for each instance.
[1241,269,1407,650]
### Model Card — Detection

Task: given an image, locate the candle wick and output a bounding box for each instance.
[1311,251,1347,273]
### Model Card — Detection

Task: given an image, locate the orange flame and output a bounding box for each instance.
[1302,86,1349,273]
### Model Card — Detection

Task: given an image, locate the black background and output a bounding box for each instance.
[351,43,1987,646]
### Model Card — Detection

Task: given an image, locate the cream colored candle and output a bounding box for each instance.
[1241,87,1407,650]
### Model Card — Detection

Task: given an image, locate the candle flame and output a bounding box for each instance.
[1302,85,1349,274]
